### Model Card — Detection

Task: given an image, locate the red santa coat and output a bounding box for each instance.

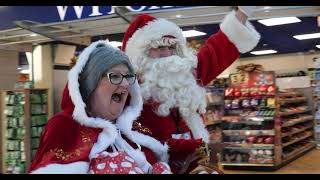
[123,12,261,173]
[29,41,169,174]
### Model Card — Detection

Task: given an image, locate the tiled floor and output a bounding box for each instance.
[221,149,320,174]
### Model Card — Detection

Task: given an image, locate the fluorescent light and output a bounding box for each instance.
[17,67,22,70]
[293,33,320,40]
[316,45,320,49]
[176,14,182,18]
[258,17,301,26]
[108,41,122,47]
[30,33,38,37]
[182,30,206,38]
[19,69,30,74]
[263,6,271,10]
[250,50,277,55]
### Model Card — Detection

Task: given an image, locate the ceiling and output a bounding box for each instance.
[0,6,320,59]
[181,16,320,58]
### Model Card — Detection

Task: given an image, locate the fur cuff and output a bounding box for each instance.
[220,11,260,53]
[30,161,89,174]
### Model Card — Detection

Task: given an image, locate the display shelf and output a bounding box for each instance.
[278,91,303,98]
[282,142,315,162]
[223,143,274,150]
[205,120,221,127]
[0,89,49,174]
[223,130,275,136]
[282,124,314,138]
[221,163,275,167]
[282,115,314,127]
[279,109,311,116]
[278,97,307,105]
[277,88,317,169]
[221,72,278,170]
[282,131,313,148]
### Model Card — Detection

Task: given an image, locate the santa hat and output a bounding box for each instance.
[68,40,168,162]
[122,14,190,73]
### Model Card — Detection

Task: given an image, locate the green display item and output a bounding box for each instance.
[29,93,42,104]
[7,128,17,139]
[20,141,25,151]
[14,105,24,116]
[21,152,26,162]
[19,163,26,173]
[17,128,25,139]
[31,138,40,149]
[6,159,16,166]
[38,127,44,137]
[6,94,15,105]
[7,117,17,128]
[31,115,47,126]
[31,116,38,126]
[7,140,20,151]
[31,127,38,137]
[4,106,14,116]
[7,151,21,160]
[31,149,37,159]
[18,117,25,127]
[42,93,48,103]
[40,115,48,125]
[31,104,43,115]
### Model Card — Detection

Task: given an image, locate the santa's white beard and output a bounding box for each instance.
[139,55,209,142]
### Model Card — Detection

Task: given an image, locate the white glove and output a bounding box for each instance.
[238,6,257,17]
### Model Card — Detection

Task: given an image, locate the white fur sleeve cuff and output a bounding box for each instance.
[30,161,89,174]
[220,11,261,53]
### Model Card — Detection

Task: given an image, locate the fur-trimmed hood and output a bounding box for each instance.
[66,40,168,162]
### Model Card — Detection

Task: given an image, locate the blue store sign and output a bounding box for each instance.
[0,6,192,31]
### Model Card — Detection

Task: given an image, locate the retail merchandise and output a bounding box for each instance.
[221,71,277,168]
[0,89,49,174]
[220,71,316,171]
[308,59,320,149]
[278,90,315,164]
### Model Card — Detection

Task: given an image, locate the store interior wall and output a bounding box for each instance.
[52,44,76,114]
[33,45,54,118]
[0,50,19,90]
[53,70,68,114]
[218,52,320,78]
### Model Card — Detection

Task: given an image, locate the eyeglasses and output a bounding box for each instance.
[105,72,136,85]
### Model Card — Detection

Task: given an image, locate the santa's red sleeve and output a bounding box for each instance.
[28,114,99,174]
[196,11,260,86]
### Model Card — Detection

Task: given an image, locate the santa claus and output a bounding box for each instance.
[121,7,260,173]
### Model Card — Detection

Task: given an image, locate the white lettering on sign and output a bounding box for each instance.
[57,6,84,21]
[125,6,147,12]
[56,6,180,21]
[89,6,103,17]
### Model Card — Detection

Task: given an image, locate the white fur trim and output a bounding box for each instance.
[127,131,169,163]
[220,11,260,53]
[30,161,89,174]
[68,41,167,162]
[68,41,144,159]
[68,40,119,130]
[116,82,169,162]
[125,18,186,73]
[181,113,209,143]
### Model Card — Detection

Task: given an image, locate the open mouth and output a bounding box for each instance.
[111,91,127,103]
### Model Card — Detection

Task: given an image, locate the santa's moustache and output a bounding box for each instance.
[140,55,209,142]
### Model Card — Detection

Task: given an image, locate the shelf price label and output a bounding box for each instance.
[230,73,249,87]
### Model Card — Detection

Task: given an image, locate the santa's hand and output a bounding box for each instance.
[238,6,257,17]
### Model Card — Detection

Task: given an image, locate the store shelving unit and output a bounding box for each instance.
[220,71,316,171]
[0,89,48,174]
[221,71,279,171]
[308,67,320,149]
[278,89,316,165]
